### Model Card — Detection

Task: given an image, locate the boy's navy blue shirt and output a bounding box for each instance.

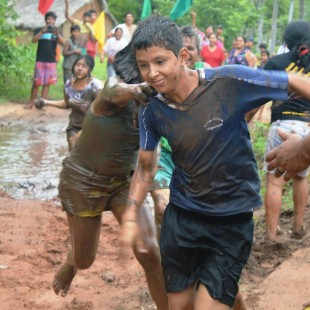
[139,65,288,216]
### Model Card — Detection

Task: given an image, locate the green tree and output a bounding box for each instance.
[0,0,34,100]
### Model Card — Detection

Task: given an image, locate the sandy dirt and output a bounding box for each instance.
[0,102,309,310]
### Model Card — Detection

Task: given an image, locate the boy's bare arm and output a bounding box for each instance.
[121,149,158,249]
[64,0,75,24]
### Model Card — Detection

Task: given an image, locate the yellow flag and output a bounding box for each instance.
[93,11,105,53]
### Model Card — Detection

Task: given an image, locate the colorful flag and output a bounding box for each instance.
[141,0,152,19]
[170,0,192,20]
[38,0,54,15]
[93,11,106,53]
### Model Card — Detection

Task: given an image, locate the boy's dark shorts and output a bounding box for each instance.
[160,202,254,307]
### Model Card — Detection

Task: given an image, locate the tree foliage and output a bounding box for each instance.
[107,0,310,53]
[0,0,34,99]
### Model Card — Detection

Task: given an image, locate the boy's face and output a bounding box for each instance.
[261,52,269,63]
[72,29,80,40]
[46,16,56,26]
[115,29,123,40]
[136,46,187,95]
[182,36,199,69]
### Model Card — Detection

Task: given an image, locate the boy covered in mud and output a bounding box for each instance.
[52,45,168,310]
[121,16,310,310]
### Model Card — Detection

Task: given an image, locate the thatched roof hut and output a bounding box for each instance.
[13,0,118,43]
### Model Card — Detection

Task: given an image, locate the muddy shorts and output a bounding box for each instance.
[66,125,82,139]
[33,61,57,87]
[58,158,130,217]
[160,202,253,307]
[265,120,310,177]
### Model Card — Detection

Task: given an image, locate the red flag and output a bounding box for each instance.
[38,0,54,15]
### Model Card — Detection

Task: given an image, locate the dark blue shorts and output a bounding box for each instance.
[160,202,254,307]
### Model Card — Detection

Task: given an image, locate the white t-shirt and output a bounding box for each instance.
[111,23,137,43]
[104,37,128,58]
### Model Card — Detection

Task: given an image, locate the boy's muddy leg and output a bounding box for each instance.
[53,214,102,296]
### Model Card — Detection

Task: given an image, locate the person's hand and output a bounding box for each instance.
[41,25,48,33]
[75,49,81,55]
[120,204,146,259]
[34,98,46,110]
[133,82,157,106]
[266,130,308,181]
[99,54,104,63]
[191,11,197,18]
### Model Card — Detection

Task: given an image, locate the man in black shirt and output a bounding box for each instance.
[25,11,65,109]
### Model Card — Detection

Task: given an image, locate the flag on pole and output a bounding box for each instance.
[38,0,54,15]
[141,0,152,19]
[170,0,192,20]
[93,11,106,53]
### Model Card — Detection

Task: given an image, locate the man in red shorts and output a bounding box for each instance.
[25,11,65,109]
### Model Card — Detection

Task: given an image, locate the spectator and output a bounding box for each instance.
[62,25,83,84]
[25,11,65,109]
[227,36,257,67]
[201,33,225,67]
[65,0,96,58]
[216,25,225,48]
[109,12,137,44]
[34,55,102,151]
[263,20,310,241]
[100,27,127,78]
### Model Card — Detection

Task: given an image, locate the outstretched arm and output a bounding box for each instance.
[266,130,310,181]
[92,77,156,116]
[121,149,158,250]
[65,0,75,24]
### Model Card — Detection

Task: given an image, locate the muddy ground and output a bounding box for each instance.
[0,102,309,310]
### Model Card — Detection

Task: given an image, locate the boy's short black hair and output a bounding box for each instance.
[115,27,123,33]
[83,11,92,17]
[131,15,183,57]
[45,11,57,21]
[259,43,267,49]
[114,44,141,84]
[261,50,270,57]
[89,9,97,14]
[70,25,81,32]
[179,25,202,53]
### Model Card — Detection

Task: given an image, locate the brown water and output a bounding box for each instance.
[0,120,68,200]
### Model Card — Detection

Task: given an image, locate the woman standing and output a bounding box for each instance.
[35,55,103,150]
[200,33,225,67]
[227,36,256,67]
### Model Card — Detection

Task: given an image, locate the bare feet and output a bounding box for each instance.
[52,262,78,296]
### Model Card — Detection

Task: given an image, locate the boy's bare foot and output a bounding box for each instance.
[52,262,78,297]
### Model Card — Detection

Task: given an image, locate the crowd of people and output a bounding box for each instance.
[25,5,310,309]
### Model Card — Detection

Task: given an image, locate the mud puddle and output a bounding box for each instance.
[0,120,68,200]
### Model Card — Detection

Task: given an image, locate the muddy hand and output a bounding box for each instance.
[266,130,307,181]
[133,82,157,106]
